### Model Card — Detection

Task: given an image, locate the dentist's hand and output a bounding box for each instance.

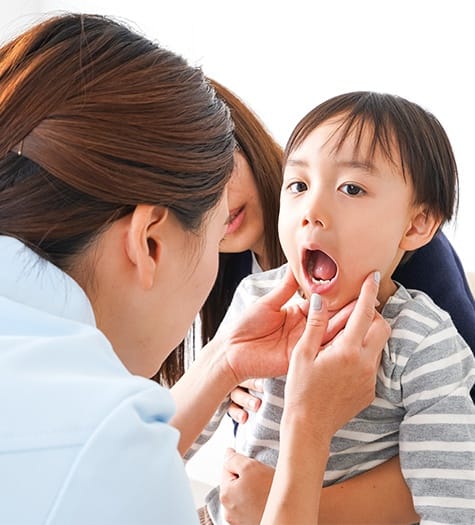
[283,271,388,435]
[221,271,390,525]
[223,267,309,384]
[227,274,382,424]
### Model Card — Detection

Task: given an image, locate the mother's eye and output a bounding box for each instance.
[340,183,365,196]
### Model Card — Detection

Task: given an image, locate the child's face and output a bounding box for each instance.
[279,117,417,312]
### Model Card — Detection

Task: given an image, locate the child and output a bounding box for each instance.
[205,91,475,524]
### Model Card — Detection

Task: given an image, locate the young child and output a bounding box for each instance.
[205,91,475,524]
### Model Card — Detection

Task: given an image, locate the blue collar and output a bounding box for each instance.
[0,236,96,326]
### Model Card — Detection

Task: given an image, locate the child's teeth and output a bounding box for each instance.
[311,277,331,284]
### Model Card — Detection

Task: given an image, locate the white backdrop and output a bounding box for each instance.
[2,0,474,487]
[2,0,474,272]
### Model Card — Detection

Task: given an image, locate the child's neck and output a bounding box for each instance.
[376,278,398,312]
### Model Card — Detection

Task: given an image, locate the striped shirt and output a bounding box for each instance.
[196,264,475,525]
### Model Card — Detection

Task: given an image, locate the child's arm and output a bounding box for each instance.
[220,453,419,525]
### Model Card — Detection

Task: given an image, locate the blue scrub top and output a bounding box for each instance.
[0,236,198,524]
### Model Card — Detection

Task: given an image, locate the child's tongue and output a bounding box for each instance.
[311,251,337,281]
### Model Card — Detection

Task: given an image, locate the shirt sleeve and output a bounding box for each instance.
[398,318,475,524]
[45,387,199,525]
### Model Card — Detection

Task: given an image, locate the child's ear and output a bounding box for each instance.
[400,206,441,252]
[125,204,168,290]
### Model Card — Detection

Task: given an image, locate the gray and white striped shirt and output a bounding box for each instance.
[192,264,475,524]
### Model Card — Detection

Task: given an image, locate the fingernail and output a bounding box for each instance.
[373,271,381,284]
[310,293,322,311]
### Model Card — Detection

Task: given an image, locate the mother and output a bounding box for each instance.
[0,13,389,525]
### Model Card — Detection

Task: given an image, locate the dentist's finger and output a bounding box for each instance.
[291,293,329,360]
[343,271,381,345]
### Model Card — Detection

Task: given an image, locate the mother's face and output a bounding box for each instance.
[220,151,264,255]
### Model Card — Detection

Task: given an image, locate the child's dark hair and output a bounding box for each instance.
[285,91,458,224]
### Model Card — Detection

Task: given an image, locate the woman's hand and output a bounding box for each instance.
[283,271,389,436]
[261,271,390,524]
[228,379,264,424]
[221,454,419,525]
[220,449,273,525]
[227,297,361,424]
[171,267,305,455]
[223,267,309,384]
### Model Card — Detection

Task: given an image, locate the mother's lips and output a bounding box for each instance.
[225,206,245,235]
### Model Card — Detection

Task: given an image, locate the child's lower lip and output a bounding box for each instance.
[225,207,245,235]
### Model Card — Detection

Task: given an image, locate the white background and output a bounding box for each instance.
[2,0,474,488]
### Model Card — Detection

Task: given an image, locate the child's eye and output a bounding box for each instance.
[287,181,308,193]
[340,183,365,196]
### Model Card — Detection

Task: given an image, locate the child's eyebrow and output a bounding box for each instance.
[286,157,377,173]
[336,159,376,173]
[286,158,308,168]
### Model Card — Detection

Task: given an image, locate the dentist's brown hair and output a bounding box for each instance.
[0,13,235,271]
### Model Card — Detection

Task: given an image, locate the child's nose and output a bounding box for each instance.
[302,191,328,229]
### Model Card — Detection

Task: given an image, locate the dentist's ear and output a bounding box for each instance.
[125,204,169,290]
[400,207,441,252]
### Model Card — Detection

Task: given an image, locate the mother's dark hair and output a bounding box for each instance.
[0,13,235,270]
[157,79,285,386]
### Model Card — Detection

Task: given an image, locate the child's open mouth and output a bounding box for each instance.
[304,249,338,285]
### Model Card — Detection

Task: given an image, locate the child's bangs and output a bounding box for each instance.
[331,111,405,176]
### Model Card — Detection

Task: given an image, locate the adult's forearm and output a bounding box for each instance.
[261,411,331,525]
[169,335,236,456]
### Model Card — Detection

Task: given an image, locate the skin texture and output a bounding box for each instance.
[220,151,269,269]
[279,118,439,313]
[170,269,388,458]
[75,198,229,377]
[220,453,419,525]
